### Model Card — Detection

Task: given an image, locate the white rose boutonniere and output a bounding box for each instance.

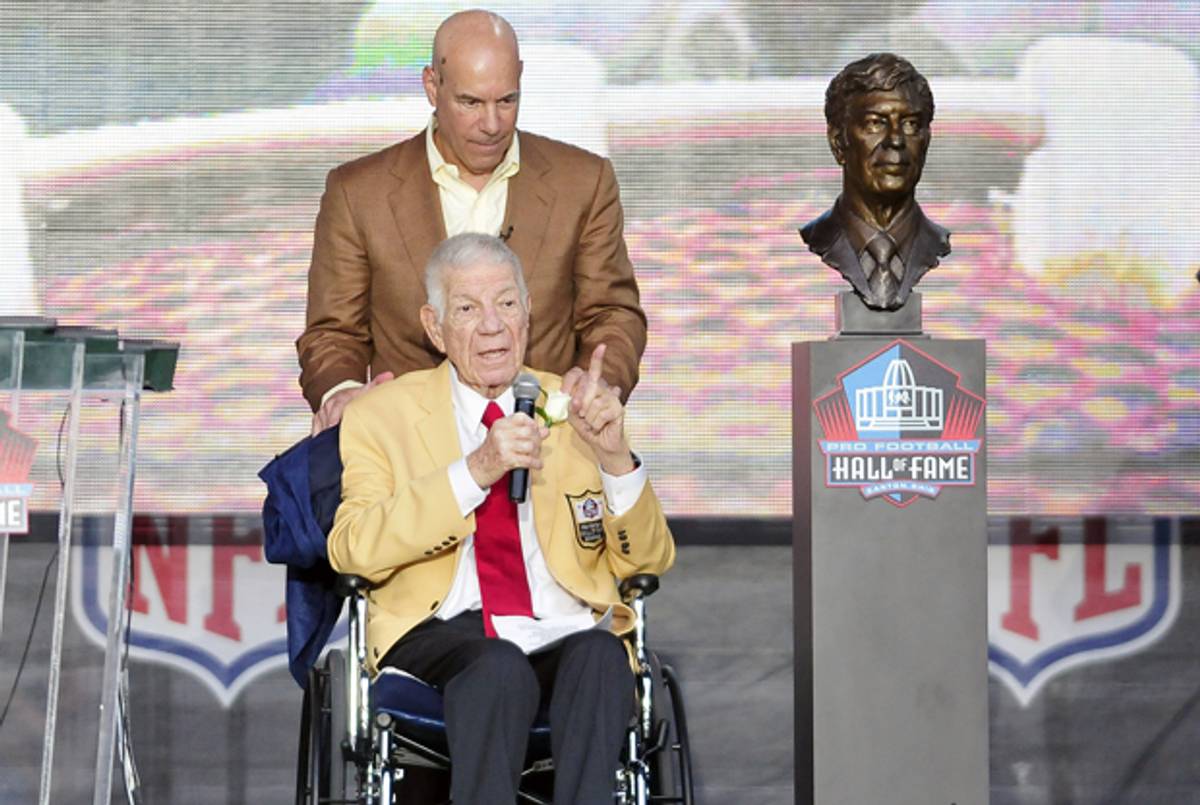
[537,389,572,426]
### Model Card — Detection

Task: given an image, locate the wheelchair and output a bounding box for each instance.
[295,572,694,805]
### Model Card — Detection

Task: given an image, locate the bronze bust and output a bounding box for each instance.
[800,53,950,311]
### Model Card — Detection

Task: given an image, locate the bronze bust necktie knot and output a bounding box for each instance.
[864,233,901,308]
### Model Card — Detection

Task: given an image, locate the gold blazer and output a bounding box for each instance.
[328,361,675,672]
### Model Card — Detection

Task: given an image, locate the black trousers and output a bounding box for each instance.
[381,610,635,805]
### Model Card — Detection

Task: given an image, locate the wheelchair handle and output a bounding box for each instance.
[334,574,375,598]
[619,574,660,602]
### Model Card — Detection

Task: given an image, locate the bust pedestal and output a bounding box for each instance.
[792,293,989,804]
[835,290,923,335]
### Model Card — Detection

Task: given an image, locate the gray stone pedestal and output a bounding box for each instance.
[793,294,988,805]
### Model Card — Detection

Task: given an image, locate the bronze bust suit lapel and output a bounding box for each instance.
[801,207,871,299]
[895,206,951,302]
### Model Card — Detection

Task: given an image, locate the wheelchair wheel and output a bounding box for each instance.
[650,662,694,805]
[297,650,355,805]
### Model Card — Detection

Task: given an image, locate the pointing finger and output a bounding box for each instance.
[588,343,606,387]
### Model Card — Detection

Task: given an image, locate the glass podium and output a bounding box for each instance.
[0,318,178,805]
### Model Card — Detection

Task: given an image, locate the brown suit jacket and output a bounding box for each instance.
[327,361,675,672]
[297,130,647,411]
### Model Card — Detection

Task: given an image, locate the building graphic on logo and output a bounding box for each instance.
[854,358,943,432]
[813,340,985,507]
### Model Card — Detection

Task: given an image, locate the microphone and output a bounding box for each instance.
[500,225,514,242]
[510,372,540,503]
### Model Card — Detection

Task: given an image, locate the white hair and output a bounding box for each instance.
[424,233,528,320]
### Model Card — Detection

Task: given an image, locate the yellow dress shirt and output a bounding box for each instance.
[425,115,521,237]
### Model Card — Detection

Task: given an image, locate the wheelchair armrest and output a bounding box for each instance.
[619,573,660,602]
[334,573,375,598]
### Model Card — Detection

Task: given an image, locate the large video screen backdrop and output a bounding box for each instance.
[2,1,1198,517]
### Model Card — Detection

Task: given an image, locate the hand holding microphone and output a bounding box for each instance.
[509,373,541,502]
[465,373,548,497]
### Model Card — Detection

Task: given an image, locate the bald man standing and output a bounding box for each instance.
[299,10,647,433]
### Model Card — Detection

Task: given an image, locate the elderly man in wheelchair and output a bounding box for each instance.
[290,232,682,804]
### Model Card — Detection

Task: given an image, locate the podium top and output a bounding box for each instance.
[0,318,178,392]
[0,316,58,331]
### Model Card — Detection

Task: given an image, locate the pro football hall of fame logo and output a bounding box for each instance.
[813,339,985,508]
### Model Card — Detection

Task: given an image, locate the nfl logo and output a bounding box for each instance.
[71,516,309,706]
[988,517,1181,706]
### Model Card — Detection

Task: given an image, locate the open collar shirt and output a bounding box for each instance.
[425,114,521,237]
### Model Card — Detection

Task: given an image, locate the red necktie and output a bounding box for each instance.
[475,401,535,637]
